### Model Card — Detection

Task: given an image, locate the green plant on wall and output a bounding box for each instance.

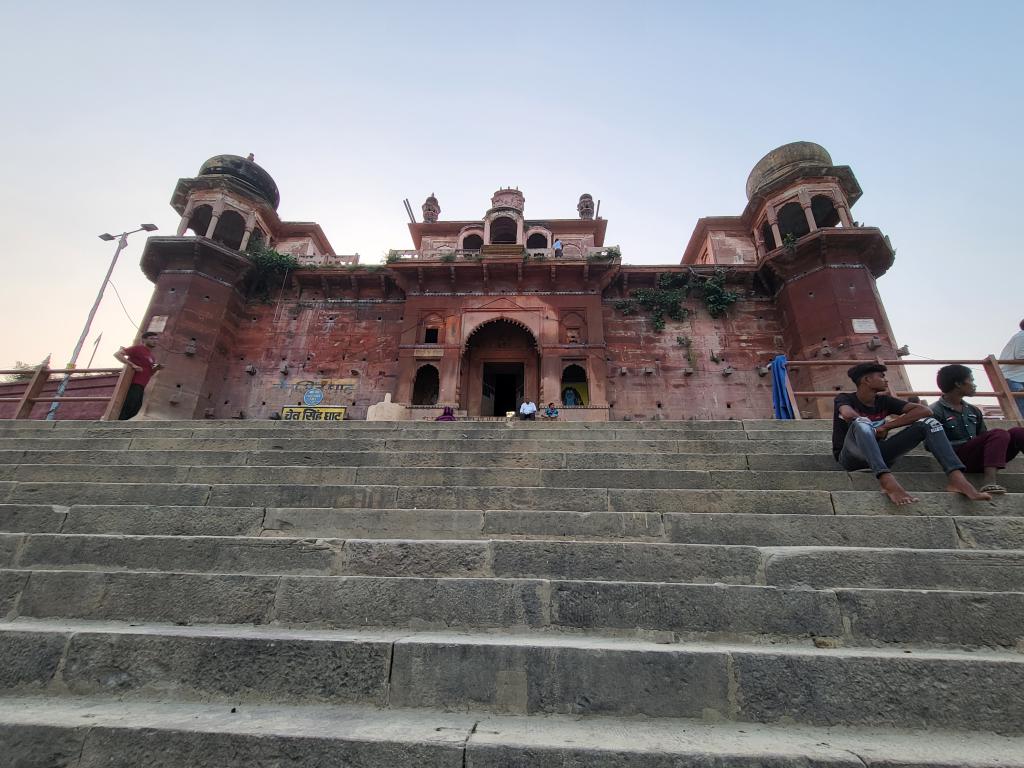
[698,268,741,318]
[612,268,740,328]
[244,242,301,302]
[385,250,402,264]
[440,252,457,263]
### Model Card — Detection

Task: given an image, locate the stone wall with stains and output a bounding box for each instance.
[602,296,784,421]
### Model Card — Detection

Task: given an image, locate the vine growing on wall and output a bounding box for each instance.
[613,268,740,330]
[244,242,301,302]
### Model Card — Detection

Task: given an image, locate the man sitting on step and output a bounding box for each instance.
[833,362,991,506]
[932,364,1024,495]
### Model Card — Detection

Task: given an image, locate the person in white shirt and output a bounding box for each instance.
[1000,319,1024,418]
[518,400,537,420]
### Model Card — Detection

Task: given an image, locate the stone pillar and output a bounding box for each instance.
[239,212,257,251]
[769,212,782,249]
[802,203,817,233]
[205,202,225,238]
[176,214,190,237]
[753,226,765,259]
[836,203,853,227]
[516,217,525,246]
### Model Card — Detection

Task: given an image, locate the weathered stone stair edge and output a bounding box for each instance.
[3,568,1022,648]
[0,451,1017,473]
[5,504,1022,550]
[4,695,1024,768]
[2,482,1022,516]
[2,621,1022,732]
[2,534,1023,592]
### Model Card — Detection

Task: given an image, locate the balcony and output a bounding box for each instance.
[385,245,621,264]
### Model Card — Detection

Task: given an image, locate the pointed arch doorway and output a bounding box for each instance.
[461,318,540,416]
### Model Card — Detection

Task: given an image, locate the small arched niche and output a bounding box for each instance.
[411,364,440,405]
[811,194,841,228]
[462,233,483,250]
[777,201,810,241]
[213,209,247,250]
[561,363,589,407]
[760,220,777,251]
[490,216,518,244]
[526,232,549,249]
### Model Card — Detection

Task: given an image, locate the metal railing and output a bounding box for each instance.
[0,364,134,420]
[385,246,620,263]
[784,355,1023,425]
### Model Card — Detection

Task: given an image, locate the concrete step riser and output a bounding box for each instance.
[3,570,1022,648]
[0,450,1009,473]
[4,465,1023,492]
[8,505,1022,549]
[4,484,1021,516]
[5,696,1024,768]
[3,625,1021,731]
[3,535,1023,592]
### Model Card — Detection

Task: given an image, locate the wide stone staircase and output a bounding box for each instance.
[0,418,1022,766]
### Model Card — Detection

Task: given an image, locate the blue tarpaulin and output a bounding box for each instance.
[770,354,796,420]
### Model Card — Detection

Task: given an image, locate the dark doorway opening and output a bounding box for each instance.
[482,362,524,416]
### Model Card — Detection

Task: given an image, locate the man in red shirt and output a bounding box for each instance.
[114,332,163,420]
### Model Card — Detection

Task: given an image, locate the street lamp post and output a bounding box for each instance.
[45,224,158,420]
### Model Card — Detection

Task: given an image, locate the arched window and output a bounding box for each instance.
[526,232,549,248]
[411,364,440,405]
[187,204,213,237]
[561,363,588,407]
[490,216,517,244]
[213,210,247,250]
[811,194,840,228]
[462,233,483,250]
[760,220,777,251]
[777,202,810,242]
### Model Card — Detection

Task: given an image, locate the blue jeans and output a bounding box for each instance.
[1009,380,1024,418]
[838,417,966,477]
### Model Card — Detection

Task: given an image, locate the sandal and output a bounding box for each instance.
[979,483,1008,495]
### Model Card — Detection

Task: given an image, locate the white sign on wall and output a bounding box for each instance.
[147,315,168,333]
[852,318,878,334]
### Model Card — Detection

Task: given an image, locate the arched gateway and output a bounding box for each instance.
[461,318,540,416]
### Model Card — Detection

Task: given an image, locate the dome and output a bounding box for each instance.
[198,154,280,209]
[745,142,833,201]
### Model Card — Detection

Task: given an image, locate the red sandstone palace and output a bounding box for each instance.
[135,142,905,421]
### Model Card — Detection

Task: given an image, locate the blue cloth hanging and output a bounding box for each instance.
[770,354,795,420]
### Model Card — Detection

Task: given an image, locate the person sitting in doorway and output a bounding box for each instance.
[435,406,456,422]
[833,362,991,506]
[519,399,537,420]
[932,364,1024,495]
[542,402,559,419]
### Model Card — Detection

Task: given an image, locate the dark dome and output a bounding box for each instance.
[745,141,833,201]
[199,154,280,209]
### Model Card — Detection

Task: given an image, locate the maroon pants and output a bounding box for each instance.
[954,428,1024,472]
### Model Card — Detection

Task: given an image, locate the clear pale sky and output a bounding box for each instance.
[1,1,1020,395]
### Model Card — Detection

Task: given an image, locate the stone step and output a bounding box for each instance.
[3,482,1021,515]
[4,464,1023,492]
[0,426,837,442]
[0,449,1010,473]
[10,502,1018,548]
[3,534,1022,591]
[0,436,839,454]
[1,621,1021,731]
[0,418,819,432]
[5,695,1023,768]
[3,567,1022,647]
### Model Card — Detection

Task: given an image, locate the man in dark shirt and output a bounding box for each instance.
[114,332,163,420]
[833,363,990,505]
[932,364,1024,495]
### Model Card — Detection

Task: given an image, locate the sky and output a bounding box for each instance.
[0,0,1020,396]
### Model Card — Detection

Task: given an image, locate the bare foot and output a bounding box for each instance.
[946,471,992,501]
[878,473,918,506]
